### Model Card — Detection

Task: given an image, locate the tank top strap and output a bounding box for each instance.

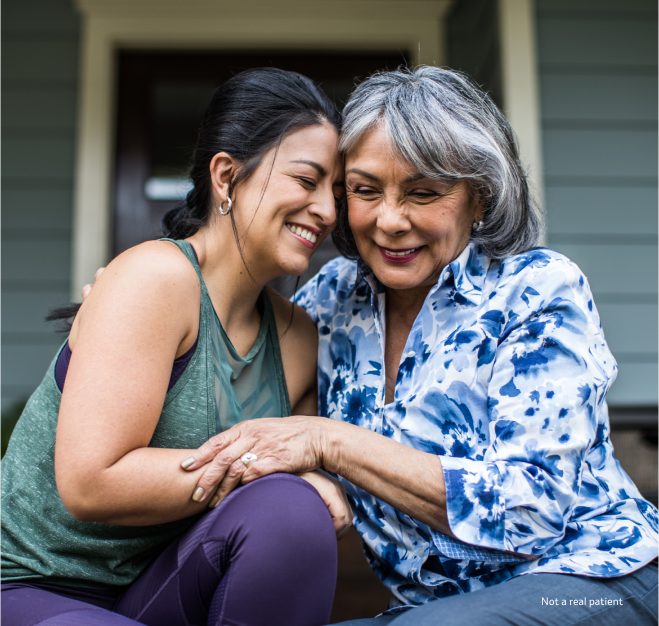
[158,238,213,387]
[261,288,292,416]
[159,238,208,296]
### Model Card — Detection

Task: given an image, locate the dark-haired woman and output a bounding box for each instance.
[1,68,350,626]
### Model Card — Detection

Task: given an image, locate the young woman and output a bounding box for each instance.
[1,68,351,626]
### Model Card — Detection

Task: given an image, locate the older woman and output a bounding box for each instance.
[183,67,658,625]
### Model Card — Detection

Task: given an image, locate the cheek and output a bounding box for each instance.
[347,201,373,238]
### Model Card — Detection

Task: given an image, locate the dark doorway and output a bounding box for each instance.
[113,49,408,295]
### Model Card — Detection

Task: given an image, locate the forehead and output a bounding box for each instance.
[345,125,418,179]
[279,124,340,162]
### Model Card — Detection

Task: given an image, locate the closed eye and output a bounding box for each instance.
[409,190,441,202]
[298,177,317,189]
[350,185,379,197]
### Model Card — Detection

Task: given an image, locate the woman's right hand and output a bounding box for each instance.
[296,470,353,539]
[81,267,106,300]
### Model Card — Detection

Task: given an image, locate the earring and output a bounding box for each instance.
[472,220,483,232]
[219,197,233,216]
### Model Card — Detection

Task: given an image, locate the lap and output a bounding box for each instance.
[1,586,139,625]
[333,561,658,626]
[3,474,336,626]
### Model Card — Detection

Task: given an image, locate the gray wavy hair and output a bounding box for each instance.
[334,66,542,260]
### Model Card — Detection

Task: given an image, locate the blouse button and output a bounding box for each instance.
[417,547,425,558]
[406,350,416,359]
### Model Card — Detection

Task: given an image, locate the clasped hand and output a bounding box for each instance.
[181,416,352,538]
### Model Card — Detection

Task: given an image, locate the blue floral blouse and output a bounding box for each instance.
[294,243,658,609]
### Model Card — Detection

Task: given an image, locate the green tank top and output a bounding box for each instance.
[1,239,290,588]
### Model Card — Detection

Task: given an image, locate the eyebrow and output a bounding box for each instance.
[290,159,327,177]
[346,168,380,182]
[347,168,427,185]
[402,173,426,184]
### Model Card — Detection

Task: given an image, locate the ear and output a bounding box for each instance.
[470,191,485,223]
[209,152,236,203]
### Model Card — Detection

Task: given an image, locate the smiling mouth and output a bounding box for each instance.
[286,223,318,244]
[378,246,423,263]
[382,247,420,257]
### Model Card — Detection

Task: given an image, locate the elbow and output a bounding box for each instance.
[56,472,109,523]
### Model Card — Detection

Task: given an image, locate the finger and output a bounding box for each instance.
[240,456,286,484]
[336,503,354,539]
[81,284,92,300]
[208,459,246,508]
[181,427,243,471]
[94,267,106,280]
[191,439,254,502]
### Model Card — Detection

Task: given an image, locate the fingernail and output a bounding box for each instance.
[192,487,205,502]
[181,456,195,469]
[209,495,220,508]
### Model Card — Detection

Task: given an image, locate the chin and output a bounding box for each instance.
[370,263,430,292]
[279,255,311,277]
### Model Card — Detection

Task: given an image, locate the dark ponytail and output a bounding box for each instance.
[48,68,340,327]
[162,67,341,239]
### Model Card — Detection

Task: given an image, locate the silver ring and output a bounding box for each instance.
[240,452,258,467]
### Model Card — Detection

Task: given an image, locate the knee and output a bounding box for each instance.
[216,474,336,551]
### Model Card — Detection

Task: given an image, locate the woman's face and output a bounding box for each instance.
[232,123,343,280]
[345,125,481,293]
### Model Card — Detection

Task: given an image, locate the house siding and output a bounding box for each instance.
[536,0,658,407]
[2,0,80,410]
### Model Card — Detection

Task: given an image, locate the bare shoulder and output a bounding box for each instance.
[113,239,200,283]
[89,240,200,303]
[70,240,200,349]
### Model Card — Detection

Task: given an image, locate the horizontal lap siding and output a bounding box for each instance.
[2,0,80,410]
[536,0,658,407]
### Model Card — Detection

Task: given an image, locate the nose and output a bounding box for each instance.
[308,187,338,228]
[376,198,410,237]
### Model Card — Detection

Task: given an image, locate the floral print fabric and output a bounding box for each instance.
[294,243,658,608]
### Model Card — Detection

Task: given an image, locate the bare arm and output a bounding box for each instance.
[56,241,225,526]
[319,420,451,535]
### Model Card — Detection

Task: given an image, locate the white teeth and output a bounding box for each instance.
[387,248,418,257]
[286,223,317,244]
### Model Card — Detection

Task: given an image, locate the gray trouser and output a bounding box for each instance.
[333,560,658,626]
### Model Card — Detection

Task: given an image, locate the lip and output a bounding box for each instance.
[378,245,423,264]
[285,222,321,250]
[288,222,322,236]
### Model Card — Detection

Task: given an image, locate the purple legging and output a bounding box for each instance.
[1,474,338,626]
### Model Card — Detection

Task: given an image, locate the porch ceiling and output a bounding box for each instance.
[74,0,455,21]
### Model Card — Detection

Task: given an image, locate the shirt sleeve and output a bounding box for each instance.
[439,258,617,556]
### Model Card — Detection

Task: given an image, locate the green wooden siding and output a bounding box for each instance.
[536,0,658,406]
[2,0,79,410]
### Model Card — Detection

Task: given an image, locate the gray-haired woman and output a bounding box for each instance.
[116,67,659,624]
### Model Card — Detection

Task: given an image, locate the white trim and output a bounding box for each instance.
[70,1,454,298]
[499,0,545,241]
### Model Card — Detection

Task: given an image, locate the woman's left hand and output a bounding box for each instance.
[181,416,326,504]
[297,470,353,538]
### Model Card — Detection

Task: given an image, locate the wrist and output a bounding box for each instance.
[314,418,343,474]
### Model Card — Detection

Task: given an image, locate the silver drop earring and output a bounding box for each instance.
[219,196,233,216]
[472,220,483,232]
